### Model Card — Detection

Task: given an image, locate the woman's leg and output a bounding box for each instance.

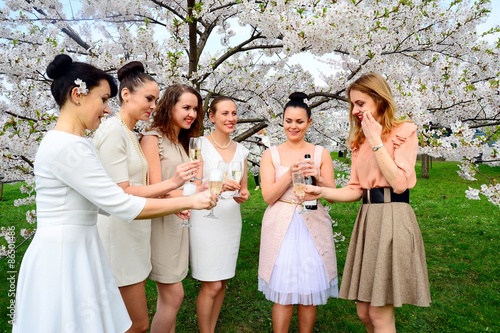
[297,304,316,333]
[119,281,149,333]
[357,301,396,333]
[196,280,226,333]
[357,302,374,333]
[272,303,294,333]
[368,304,395,333]
[150,281,184,333]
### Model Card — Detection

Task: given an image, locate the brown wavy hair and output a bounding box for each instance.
[346,73,409,150]
[148,84,203,153]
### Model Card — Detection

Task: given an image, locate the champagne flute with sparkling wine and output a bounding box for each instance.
[178,182,197,227]
[204,169,224,219]
[229,161,243,197]
[292,171,306,213]
[189,137,202,180]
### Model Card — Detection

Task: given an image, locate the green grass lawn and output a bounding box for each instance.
[1,160,499,332]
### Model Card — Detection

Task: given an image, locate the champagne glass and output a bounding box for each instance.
[292,171,307,214]
[189,137,202,180]
[204,169,224,219]
[229,161,243,197]
[178,182,197,227]
[217,161,229,199]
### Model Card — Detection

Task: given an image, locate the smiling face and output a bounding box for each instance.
[79,80,112,131]
[349,89,381,123]
[283,106,311,142]
[209,100,237,134]
[121,80,159,122]
[171,92,199,132]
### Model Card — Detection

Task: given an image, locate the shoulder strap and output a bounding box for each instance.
[313,145,323,167]
[270,146,281,167]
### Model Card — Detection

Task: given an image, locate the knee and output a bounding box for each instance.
[201,281,224,297]
[356,304,371,325]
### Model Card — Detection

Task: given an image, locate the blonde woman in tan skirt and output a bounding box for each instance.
[305,73,431,332]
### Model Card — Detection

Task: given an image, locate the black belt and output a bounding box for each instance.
[362,188,410,204]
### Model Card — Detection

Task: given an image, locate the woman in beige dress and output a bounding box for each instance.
[140,84,204,333]
[305,73,431,332]
[93,62,200,333]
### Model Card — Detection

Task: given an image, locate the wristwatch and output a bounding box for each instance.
[372,144,384,151]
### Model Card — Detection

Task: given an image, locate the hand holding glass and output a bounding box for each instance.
[229,161,243,197]
[179,182,197,227]
[292,171,307,213]
[205,169,224,219]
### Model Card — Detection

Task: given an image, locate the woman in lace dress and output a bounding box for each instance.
[258,92,338,333]
[305,73,431,333]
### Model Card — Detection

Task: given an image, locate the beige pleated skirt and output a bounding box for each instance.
[339,201,431,307]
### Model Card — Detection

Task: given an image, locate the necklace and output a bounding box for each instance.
[117,114,148,185]
[210,132,232,149]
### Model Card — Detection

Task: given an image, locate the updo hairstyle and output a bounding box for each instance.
[117,61,156,104]
[284,92,311,119]
[46,54,117,107]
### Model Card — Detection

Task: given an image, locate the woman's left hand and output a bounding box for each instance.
[233,189,249,204]
[299,159,319,180]
[176,210,190,220]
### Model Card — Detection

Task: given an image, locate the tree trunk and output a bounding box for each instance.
[421,154,430,179]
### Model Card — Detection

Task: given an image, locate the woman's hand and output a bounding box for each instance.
[304,185,322,201]
[190,190,218,210]
[361,112,383,146]
[299,158,319,180]
[175,210,190,220]
[221,178,240,192]
[233,189,249,204]
[172,161,201,186]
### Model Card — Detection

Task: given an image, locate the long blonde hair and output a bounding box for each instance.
[346,73,409,149]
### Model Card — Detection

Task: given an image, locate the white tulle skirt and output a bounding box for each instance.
[258,210,338,305]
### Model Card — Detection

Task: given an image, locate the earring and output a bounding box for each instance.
[77,101,81,106]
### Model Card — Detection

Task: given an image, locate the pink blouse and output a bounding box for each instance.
[347,122,418,194]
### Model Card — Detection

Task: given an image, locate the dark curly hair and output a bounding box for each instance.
[149,84,203,153]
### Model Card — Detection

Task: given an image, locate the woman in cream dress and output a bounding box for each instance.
[140,84,204,333]
[93,62,200,332]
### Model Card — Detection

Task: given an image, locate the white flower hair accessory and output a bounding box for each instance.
[74,78,88,95]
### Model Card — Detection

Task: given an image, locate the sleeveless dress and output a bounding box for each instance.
[340,122,431,307]
[258,145,338,305]
[189,137,249,281]
[93,116,152,287]
[142,129,189,283]
[13,131,146,333]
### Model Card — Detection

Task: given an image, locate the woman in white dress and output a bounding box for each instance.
[189,96,250,333]
[12,54,216,333]
[93,62,200,333]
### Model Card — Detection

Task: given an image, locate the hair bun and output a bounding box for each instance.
[288,92,308,103]
[117,61,145,81]
[46,54,73,80]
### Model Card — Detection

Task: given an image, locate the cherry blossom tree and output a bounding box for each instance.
[0,0,499,254]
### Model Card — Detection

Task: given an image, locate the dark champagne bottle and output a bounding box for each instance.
[303,154,318,210]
